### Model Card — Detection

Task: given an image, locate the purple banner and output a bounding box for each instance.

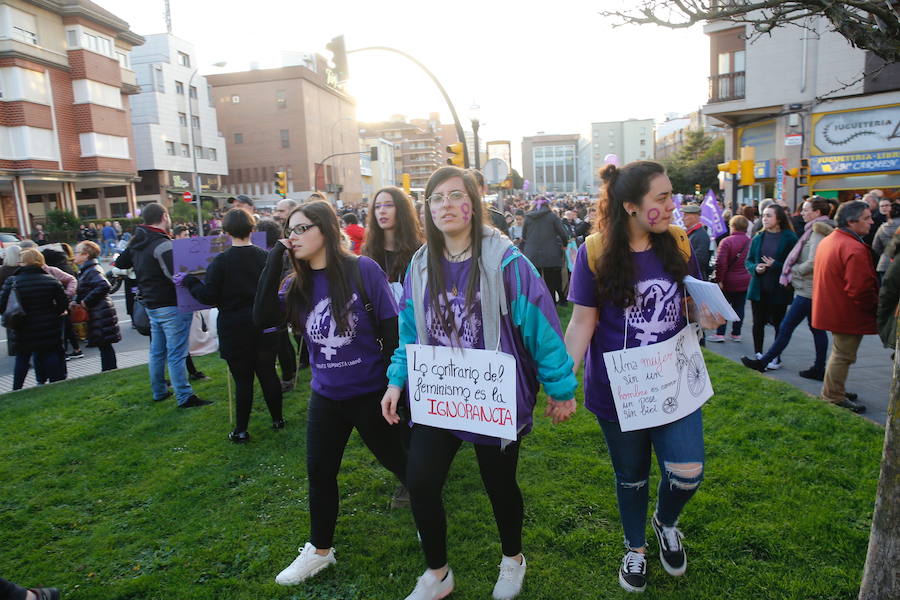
[672,194,685,228]
[173,232,268,312]
[700,189,727,238]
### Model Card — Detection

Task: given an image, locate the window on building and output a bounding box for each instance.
[165,141,175,155]
[640,139,646,145]
[180,143,190,157]
[207,84,214,107]
[280,129,290,148]
[276,89,286,108]
[208,148,217,161]
[71,79,122,109]
[234,133,243,144]
[175,81,184,95]
[194,146,204,159]
[231,95,240,103]
[189,85,197,99]
[191,115,200,128]
[178,112,187,126]
[66,29,78,48]
[177,52,191,67]
[82,32,112,56]
[116,51,130,69]
[154,66,165,92]
[79,133,129,159]
[10,8,38,45]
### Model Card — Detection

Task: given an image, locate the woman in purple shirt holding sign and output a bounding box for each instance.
[381,166,578,600]
[253,201,408,588]
[565,161,723,594]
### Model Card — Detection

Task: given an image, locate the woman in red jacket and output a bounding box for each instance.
[709,215,751,342]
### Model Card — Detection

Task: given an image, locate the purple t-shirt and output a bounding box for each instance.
[423,257,486,349]
[283,256,398,400]
[568,244,698,421]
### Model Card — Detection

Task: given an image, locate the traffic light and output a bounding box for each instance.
[446,142,465,167]
[717,160,739,175]
[274,171,287,198]
[401,173,410,194]
[739,145,756,186]
[798,158,809,186]
[326,35,348,82]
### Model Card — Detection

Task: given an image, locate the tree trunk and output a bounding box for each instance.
[858,322,899,599]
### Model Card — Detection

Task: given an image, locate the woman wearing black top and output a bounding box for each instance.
[176,209,283,442]
[363,186,424,301]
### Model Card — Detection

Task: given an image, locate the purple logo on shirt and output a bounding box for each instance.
[426,290,482,348]
[306,294,360,359]
[626,278,681,345]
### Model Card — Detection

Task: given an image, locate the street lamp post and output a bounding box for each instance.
[186,61,226,235]
[470,103,481,170]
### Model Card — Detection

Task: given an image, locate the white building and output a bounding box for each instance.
[360,136,396,201]
[703,14,900,207]
[588,118,655,193]
[129,33,228,207]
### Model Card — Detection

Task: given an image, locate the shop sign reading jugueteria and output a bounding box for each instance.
[810,104,900,176]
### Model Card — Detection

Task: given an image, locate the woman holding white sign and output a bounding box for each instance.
[253,201,408,587]
[381,166,578,600]
[564,161,724,593]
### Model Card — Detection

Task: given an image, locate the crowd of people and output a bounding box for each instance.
[2,162,897,599]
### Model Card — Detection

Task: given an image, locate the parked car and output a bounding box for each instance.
[0,232,22,262]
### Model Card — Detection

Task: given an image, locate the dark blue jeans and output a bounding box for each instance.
[598,409,704,550]
[716,290,747,336]
[13,351,64,390]
[759,295,828,370]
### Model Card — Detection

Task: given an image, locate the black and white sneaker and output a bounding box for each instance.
[652,513,686,576]
[618,550,647,593]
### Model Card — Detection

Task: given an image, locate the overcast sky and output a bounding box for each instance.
[99,0,710,170]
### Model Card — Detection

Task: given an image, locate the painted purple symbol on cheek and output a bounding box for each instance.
[647,208,660,226]
[461,203,471,223]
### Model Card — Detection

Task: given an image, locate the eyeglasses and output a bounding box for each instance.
[374,202,395,211]
[287,223,317,236]
[427,190,468,206]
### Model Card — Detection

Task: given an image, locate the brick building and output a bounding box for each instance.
[0,0,144,235]
[208,56,362,208]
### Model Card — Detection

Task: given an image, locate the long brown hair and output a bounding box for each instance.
[594,161,688,308]
[763,203,794,232]
[363,186,423,281]
[283,201,355,332]
[423,166,486,345]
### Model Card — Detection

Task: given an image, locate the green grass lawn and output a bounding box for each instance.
[0,319,885,599]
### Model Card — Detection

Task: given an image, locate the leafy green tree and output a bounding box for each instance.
[663,131,724,194]
[45,210,81,233]
[510,169,524,191]
[170,199,216,225]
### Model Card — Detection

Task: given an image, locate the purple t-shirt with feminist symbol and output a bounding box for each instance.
[280,256,398,400]
[568,244,699,421]
[424,257,486,349]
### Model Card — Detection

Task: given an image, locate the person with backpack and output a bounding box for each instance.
[564,161,723,594]
[380,166,578,600]
[254,201,407,587]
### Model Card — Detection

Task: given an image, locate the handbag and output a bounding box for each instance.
[132,295,151,336]
[69,303,89,324]
[2,279,26,329]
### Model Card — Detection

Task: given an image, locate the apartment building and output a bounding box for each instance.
[359,113,446,192]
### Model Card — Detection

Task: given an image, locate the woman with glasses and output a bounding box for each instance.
[175,208,283,443]
[254,201,407,587]
[381,166,578,600]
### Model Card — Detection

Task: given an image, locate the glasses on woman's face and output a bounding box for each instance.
[374,201,394,211]
[427,190,468,207]
[287,223,317,236]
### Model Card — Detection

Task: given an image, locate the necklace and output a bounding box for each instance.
[446,244,472,263]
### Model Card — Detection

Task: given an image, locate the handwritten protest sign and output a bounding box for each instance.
[406,344,517,440]
[603,324,712,431]
[173,232,267,312]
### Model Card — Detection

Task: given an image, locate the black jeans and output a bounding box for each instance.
[98,343,117,371]
[716,290,747,336]
[13,352,64,390]
[750,300,788,355]
[407,424,523,569]
[538,267,564,304]
[277,330,296,382]
[307,389,407,549]
[0,577,27,600]
[226,349,283,433]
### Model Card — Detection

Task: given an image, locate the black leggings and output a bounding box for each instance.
[539,267,564,304]
[226,349,283,433]
[277,330,296,382]
[0,578,27,600]
[750,300,788,355]
[407,424,523,569]
[307,389,407,549]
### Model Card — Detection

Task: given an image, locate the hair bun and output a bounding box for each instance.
[599,163,618,183]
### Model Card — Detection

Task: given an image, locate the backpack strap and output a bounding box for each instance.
[346,255,375,328]
[585,225,692,277]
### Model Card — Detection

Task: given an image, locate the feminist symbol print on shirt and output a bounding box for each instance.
[626,278,681,346]
[306,294,359,359]
[426,289,482,348]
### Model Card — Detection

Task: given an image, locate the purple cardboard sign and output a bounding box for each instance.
[173,232,267,312]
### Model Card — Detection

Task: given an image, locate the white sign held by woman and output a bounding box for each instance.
[406,344,517,440]
[603,324,712,431]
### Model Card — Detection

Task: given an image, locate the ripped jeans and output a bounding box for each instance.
[598,409,704,550]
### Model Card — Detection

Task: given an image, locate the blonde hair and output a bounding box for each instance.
[729,215,750,232]
[77,241,101,259]
[20,248,45,267]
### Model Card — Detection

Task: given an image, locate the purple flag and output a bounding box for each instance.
[672,194,685,228]
[700,189,727,238]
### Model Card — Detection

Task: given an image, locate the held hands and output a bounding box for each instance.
[171,272,187,287]
[381,385,402,425]
[544,398,576,424]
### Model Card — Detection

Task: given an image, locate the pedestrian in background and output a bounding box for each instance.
[363,186,424,302]
[681,204,710,280]
[101,221,117,257]
[73,241,120,372]
[872,202,900,283]
[877,231,900,351]
[521,196,570,305]
[745,204,797,370]
[0,248,68,390]
[341,213,365,255]
[709,215,751,342]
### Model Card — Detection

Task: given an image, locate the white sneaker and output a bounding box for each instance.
[755,352,763,360]
[404,568,454,600]
[274,542,336,585]
[492,555,526,599]
[766,358,782,370]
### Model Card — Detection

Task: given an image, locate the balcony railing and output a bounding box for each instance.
[708,72,745,102]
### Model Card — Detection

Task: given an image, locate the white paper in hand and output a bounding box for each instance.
[683,276,741,321]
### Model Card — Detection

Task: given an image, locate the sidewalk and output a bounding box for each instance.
[704,305,892,426]
[0,347,149,392]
